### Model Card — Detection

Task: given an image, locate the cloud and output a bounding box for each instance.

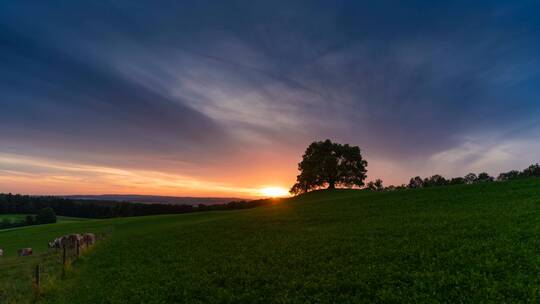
[428,127,540,177]
[0,153,262,197]
[1,0,540,193]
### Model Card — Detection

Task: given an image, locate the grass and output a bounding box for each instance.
[55,216,91,223]
[2,179,540,303]
[0,214,29,222]
[0,215,90,235]
[0,214,88,225]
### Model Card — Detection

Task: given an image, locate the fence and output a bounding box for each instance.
[0,233,105,302]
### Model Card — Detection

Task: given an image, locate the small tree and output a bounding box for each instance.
[36,207,57,224]
[385,185,396,191]
[408,176,424,189]
[522,163,540,177]
[464,173,477,184]
[366,179,384,191]
[449,177,465,185]
[423,175,447,187]
[290,139,368,195]
[477,172,494,182]
[497,170,520,181]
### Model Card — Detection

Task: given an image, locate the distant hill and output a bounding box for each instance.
[63,195,248,206]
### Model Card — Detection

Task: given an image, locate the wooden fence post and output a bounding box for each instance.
[62,243,67,277]
[34,264,41,296]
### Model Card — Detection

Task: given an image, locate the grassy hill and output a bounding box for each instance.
[2,179,540,303]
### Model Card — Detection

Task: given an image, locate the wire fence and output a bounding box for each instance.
[0,233,105,302]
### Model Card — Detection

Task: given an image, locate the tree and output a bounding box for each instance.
[464,173,477,184]
[477,172,494,182]
[290,139,368,195]
[449,177,465,185]
[408,176,424,189]
[36,207,57,224]
[396,184,408,190]
[366,179,384,191]
[385,185,396,191]
[497,170,520,181]
[423,175,447,187]
[522,163,540,177]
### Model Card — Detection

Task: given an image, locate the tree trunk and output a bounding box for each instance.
[328,181,336,190]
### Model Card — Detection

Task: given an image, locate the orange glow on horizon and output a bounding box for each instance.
[0,153,297,198]
[258,187,290,198]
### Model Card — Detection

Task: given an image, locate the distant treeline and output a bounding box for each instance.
[0,194,274,219]
[367,163,540,191]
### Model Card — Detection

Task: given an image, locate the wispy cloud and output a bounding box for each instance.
[0,154,262,197]
[1,1,540,193]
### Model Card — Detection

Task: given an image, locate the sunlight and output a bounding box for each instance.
[259,187,289,198]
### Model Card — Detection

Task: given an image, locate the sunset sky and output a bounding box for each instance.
[1,1,540,197]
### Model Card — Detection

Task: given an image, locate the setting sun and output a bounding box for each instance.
[259,187,289,198]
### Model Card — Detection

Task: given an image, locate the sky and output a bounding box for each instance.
[1,0,540,197]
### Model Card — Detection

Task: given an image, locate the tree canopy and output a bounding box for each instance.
[36,207,57,224]
[367,179,384,191]
[290,139,368,195]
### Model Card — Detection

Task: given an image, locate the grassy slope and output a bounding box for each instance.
[0,218,105,257]
[3,179,540,303]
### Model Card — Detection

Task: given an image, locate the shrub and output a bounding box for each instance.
[36,207,57,224]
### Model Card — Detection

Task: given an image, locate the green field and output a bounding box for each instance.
[0,214,29,222]
[0,214,88,224]
[2,179,540,303]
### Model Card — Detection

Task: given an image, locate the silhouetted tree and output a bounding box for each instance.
[409,176,424,188]
[366,179,384,191]
[397,184,408,190]
[290,139,368,195]
[449,177,465,185]
[522,163,540,177]
[497,170,520,181]
[464,173,477,184]
[477,172,494,182]
[423,175,447,187]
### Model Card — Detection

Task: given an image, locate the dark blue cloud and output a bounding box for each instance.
[1,0,540,184]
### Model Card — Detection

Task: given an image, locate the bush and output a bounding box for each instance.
[25,215,35,225]
[36,207,57,224]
